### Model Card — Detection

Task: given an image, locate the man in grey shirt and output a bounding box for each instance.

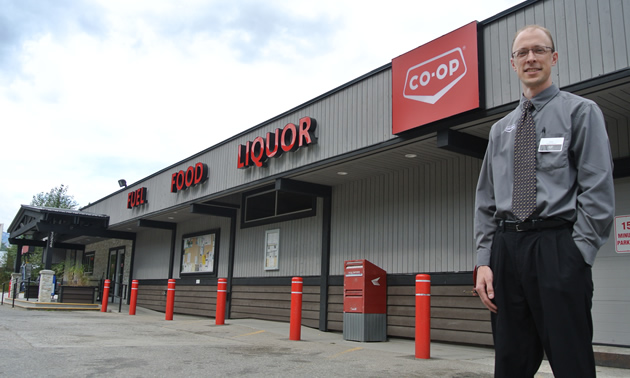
[474,25,614,377]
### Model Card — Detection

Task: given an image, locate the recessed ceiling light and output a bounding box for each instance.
[168,216,175,220]
[405,153,417,158]
[337,171,348,176]
[126,228,132,230]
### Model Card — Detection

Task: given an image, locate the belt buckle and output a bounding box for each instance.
[515,222,526,232]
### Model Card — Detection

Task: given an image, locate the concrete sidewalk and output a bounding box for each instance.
[222,318,630,376]
[0,303,627,377]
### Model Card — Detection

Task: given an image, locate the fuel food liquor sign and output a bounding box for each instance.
[237,116,317,169]
[392,21,480,134]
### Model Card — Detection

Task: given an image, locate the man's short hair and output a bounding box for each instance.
[512,25,555,51]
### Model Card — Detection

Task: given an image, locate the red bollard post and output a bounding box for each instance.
[165,279,176,321]
[129,280,139,315]
[101,279,111,312]
[415,274,431,359]
[216,278,227,325]
[290,277,303,341]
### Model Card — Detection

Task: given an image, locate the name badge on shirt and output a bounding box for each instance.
[539,137,564,152]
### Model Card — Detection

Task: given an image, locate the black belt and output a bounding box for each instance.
[497,219,570,232]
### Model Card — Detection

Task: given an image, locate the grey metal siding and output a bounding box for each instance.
[133,228,172,279]
[232,199,323,278]
[133,215,232,280]
[483,0,630,108]
[329,156,481,275]
[84,70,393,226]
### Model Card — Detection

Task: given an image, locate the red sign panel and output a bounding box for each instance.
[392,21,479,134]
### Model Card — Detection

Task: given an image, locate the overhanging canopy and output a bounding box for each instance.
[7,205,134,247]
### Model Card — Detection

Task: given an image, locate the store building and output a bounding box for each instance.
[8,0,630,347]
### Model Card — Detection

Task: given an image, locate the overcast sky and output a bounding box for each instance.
[0,0,523,231]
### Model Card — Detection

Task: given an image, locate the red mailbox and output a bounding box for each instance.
[343,259,387,342]
[344,260,387,313]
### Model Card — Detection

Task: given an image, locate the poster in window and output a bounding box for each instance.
[181,229,220,275]
[264,229,279,271]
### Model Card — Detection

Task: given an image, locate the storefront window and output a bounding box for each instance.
[242,186,316,227]
[83,251,95,275]
[245,191,276,220]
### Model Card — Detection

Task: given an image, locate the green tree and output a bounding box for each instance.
[31,184,79,209]
[0,243,17,284]
[25,184,80,277]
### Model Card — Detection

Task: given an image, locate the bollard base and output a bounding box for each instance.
[343,313,387,342]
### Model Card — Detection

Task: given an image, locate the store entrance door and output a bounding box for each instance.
[108,247,125,303]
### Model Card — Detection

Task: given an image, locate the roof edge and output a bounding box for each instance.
[81,62,393,211]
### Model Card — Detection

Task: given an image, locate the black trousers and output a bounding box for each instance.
[490,226,595,378]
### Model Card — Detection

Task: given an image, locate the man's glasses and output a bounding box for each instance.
[511,46,554,59]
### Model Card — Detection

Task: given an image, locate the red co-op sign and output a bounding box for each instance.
[392,21,479,134]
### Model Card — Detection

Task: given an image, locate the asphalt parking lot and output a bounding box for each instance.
[0,303,628,377]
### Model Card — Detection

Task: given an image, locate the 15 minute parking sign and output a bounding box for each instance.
[615,215,630,253]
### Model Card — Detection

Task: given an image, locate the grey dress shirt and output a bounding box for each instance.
[474,84,615,267]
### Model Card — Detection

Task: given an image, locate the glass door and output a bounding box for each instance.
[107,247,125,303]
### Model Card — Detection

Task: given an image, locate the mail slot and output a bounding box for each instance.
[343,259,387,342]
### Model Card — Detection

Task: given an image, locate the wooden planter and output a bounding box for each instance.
[59,286,97,304]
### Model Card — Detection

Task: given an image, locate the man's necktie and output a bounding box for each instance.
[512,100,537,221]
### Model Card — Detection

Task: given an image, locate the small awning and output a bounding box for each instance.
[7,205,134,248]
